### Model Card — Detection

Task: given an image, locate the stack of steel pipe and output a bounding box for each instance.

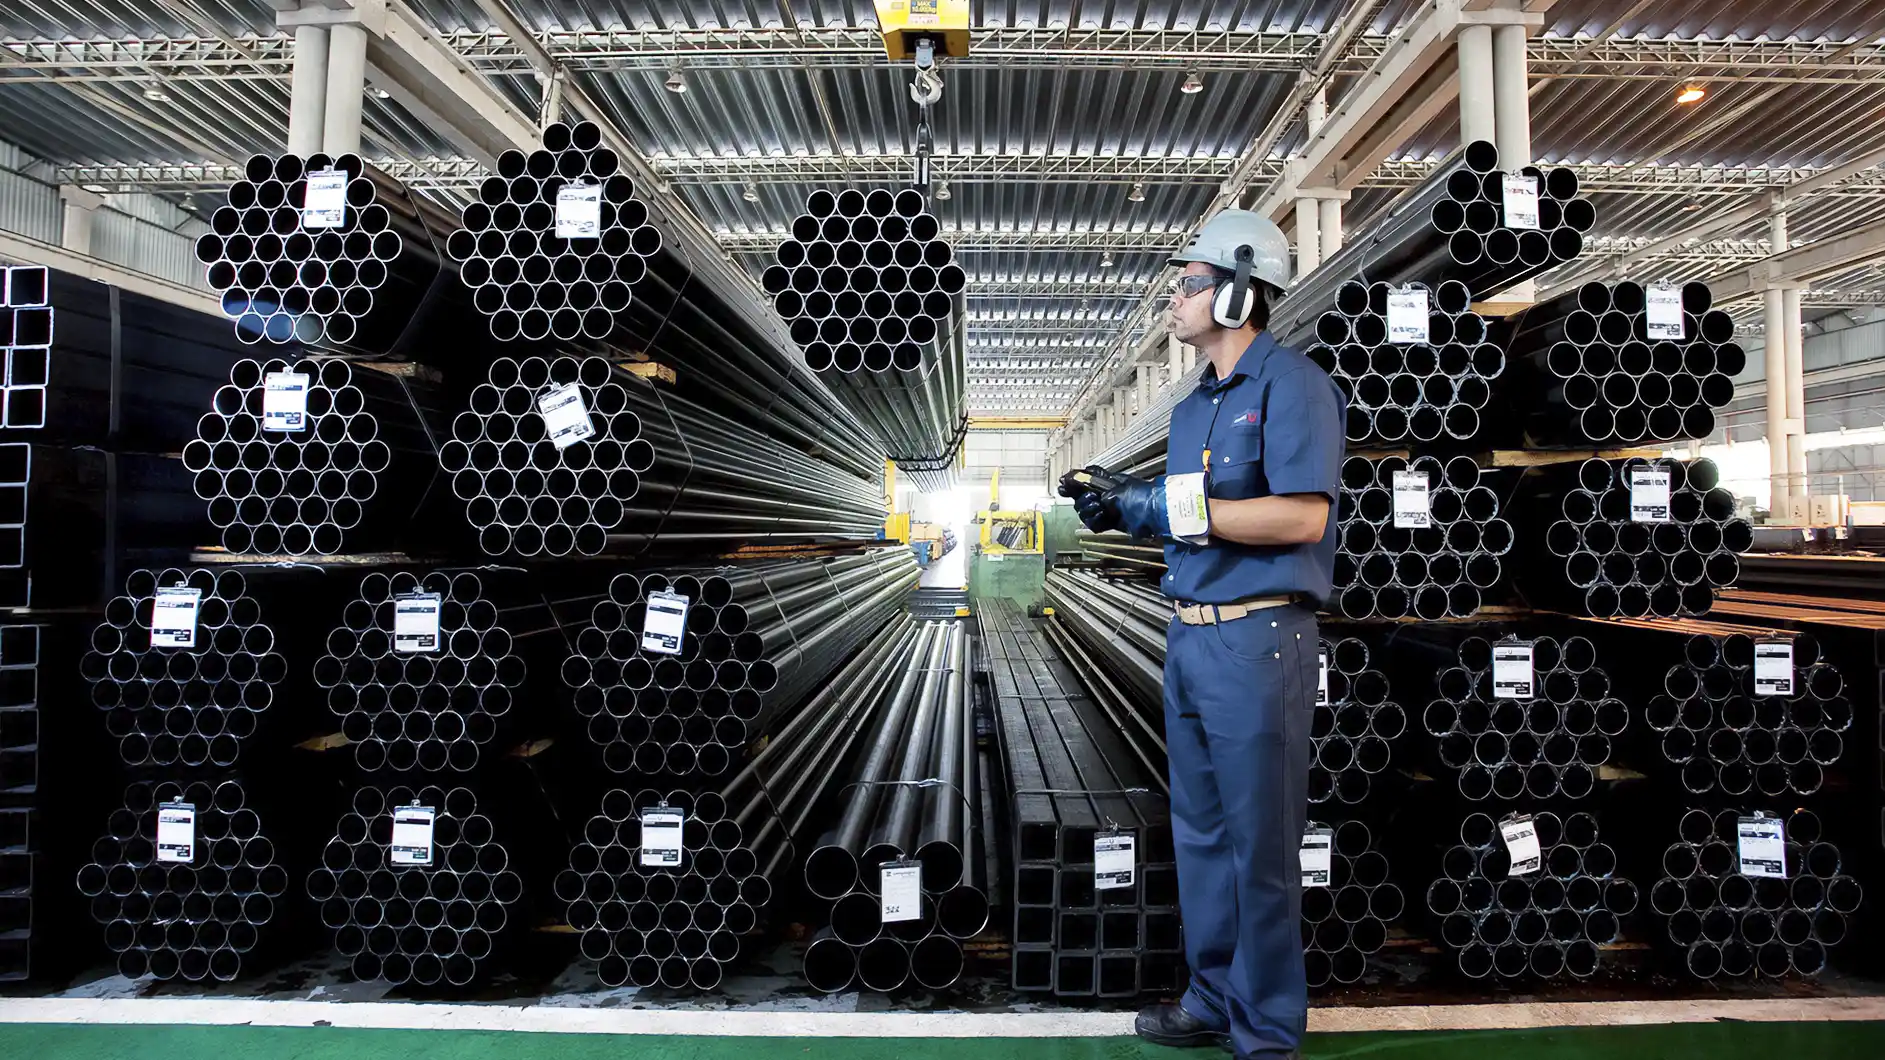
[981,599,1181,998]
[1332,455,1510,620]
[79,568,293,770]
[1644,633,1851,797]
[1496,281,1742,446]
[1312,636,1406,806]
[77,779,291,982]
[196,153,471,353]
[1303,280,1499,444]
[1042,569,1165,713]
[1426,811,1638,980]
[182,356,454,557]
[0,625,38,982]
[307,784,523,986]
[441,354,887,558]
[1510,457,1753,617]
[1416,634,1627,802]
[1075,530,1168,572]
[1650,808,1861,978]
[800,620,989,993]
[766,189,967,491]
[1302,820,1405,988]
[563,552,919,778]
[443,121,656,343]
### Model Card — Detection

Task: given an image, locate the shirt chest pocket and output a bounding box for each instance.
[1207,429,1265,499]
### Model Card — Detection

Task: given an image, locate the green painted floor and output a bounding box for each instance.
[0,1021,1881,1060]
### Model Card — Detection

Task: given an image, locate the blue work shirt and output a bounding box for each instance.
[1161,331,1345,606]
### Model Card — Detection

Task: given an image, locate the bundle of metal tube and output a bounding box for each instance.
[1495,281,1742,445]
[563,551,919,778]
[1426,811,1638,980]
[440,354,886,558]
[1074,531,1168,573]
[1333,454,1509,620]
[0,265,255,445]
[1302,820,1404,988]
[1650,808,1860,978]
[196,153,471,351]
[1041,568,1165,710]
[765,188,968,491]
[1510,457,1753,617]
[306,784,521,986]
[1644,633,1851,797]
[442,121,654,342]
[79,568,289,769]
[1312,636,1406,805]
[0,625,37,982]
[1416,633,1626,801]
[800,620,990,993]
[1303,280,1499,444]
[981,599,1181,998]
[182,356,453,557]
[76,779,291,982]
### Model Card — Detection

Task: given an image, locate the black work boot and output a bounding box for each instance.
[1134,1002,1230,1049]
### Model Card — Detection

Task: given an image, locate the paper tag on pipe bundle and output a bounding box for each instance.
[1501,175,1540,230]
[394,592,442,653]
[262,371,309,432]
[880,859,923,922]
[1492,641,1534,700]
[639,808,684,867]
[641,591,690,655]
[1753,639,1794,697]
[555,183,602,239]
[1316,648,1330,707]
[538,382,596,449]
[1300,827,1334,888]
[1094,830,1136,890]
[1736,814,1787,879]
[1386,288,1429,345]
[156,802,196,864]
[150,587,201,649]
[1500,814,1542,876]
[1391,469,1431,529]
[1629,467,1672,523]
[1165,471,1209,543]
[1647,284,1685,340]
[303,168,347,229]
[390,804,435,867]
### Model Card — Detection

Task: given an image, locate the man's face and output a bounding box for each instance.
[1166,262,1220,344]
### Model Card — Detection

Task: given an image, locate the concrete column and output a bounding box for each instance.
[1305,88,1328,135]
[1319,197,1344,259]
[322,21,369,156]
[1294,197,1321,278]
[1457,25,1496,147]
[1136,364,1152,416]
[1783,285,1807,501]
[1491,21,1534,301]
[288,24,330,156]
[1763,287,1788,509]
[1181,343,1196,373]
[1167,333,1183,385]
[58,185,104,256]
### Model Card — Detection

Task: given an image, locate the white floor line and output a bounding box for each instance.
[0,996,1880,1037]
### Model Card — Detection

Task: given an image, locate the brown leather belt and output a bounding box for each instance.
[1173,595,1297,625]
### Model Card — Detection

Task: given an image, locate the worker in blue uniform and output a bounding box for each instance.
[1059,210,1344,1060]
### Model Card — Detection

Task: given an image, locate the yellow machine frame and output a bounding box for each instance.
[975,469,1043,554]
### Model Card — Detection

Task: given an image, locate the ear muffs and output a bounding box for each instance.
[1212,244,1257,328]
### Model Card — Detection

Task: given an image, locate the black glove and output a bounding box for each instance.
[1060,465,1170,538]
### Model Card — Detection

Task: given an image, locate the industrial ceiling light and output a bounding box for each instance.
[142,85,170,102]
[1100,251,1116,268]
[1676,84,1706,105]
[1181,70,1204,95]
[742,181,760,202]
[371,87,391,99]
[1127,182,1146,202]
[934,180,952,200]
[665,69,688,94]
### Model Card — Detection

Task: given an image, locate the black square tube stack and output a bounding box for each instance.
[0,624,38,981]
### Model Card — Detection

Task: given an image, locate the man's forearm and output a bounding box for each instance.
[1206,494,1330,546]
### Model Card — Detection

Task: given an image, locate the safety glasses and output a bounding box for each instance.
[1170,274,1218,299]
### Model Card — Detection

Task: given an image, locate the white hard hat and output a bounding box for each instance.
[1170,209,1292,292]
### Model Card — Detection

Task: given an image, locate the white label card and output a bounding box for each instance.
[538,383,596,450]
[263,371,310,432]
[639,809,684,867]
[151,587,201,649]
[394,592,442,654]
[1386,288,1430,345]
[1753,640,1794,697]
[1737,815,1787,879]
[555,184,602,239]
[641,591,690,656]
[1165,471,1209,543]
[156,803,196,864]
[1647,285,1685,341]
[1316,648,1329,707]
[1094,832,1136,890]
[1301,827,1334,888]
[1501,815,1542,876]
[1492,642,1534,700]
[1630,468,1672,523]
[1391,470,1432,529]
[303,169,347,230]
[880,861,923,923]
[1502,175,1540,231]
[390,805,435,867]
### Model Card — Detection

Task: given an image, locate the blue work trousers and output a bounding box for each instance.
[1163,604,1316,1059]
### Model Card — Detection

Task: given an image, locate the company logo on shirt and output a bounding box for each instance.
[1232,409,1260,426]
